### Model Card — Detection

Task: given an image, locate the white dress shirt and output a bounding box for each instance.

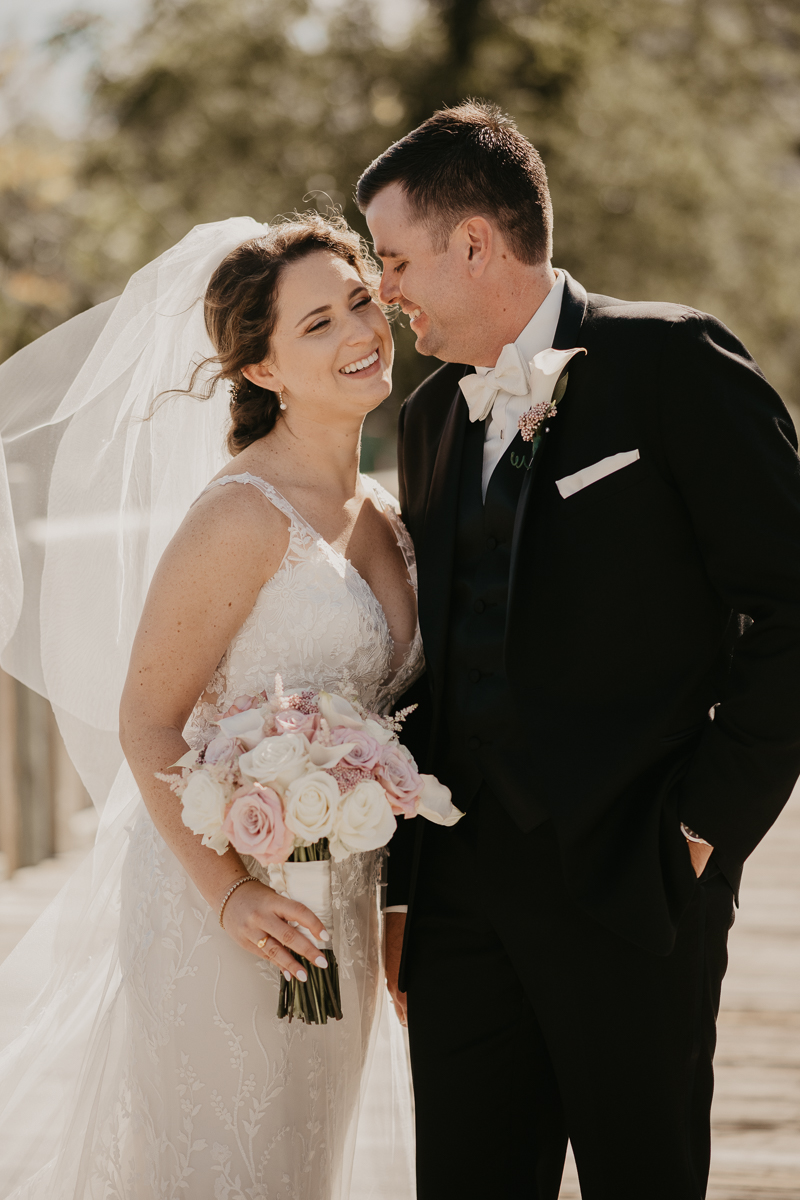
[478,270,565,499]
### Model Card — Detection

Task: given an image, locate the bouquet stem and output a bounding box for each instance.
[277,948,342,1023]
[275,838,342,1024]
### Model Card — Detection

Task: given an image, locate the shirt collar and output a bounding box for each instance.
[475,269,566,378]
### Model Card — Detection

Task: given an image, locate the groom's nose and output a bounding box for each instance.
[378,268,400,306]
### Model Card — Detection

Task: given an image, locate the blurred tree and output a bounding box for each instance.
[0,128,84,357]
[1,0,799,439]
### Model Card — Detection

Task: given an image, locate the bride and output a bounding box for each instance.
[0,214,420,1197]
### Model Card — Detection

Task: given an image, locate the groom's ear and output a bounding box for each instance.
[460,216,494,278]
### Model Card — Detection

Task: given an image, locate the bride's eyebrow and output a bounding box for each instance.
[296,286,367,328]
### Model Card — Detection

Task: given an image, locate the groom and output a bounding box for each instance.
[357,101,800,1199]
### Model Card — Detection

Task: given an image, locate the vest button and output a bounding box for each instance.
[487,536,497,550]
[473,599,486,613]
[468,669,480,683]
[468,735,480,750]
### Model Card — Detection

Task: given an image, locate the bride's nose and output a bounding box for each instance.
[343,309,375,346]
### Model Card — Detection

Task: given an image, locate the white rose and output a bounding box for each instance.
[238,733,309,788]
[180,770,230,852]
[363,718,394,746]
[416,775,464,827]
[330,780,397,862]
[283,770,340,844]
[217,707,267,750]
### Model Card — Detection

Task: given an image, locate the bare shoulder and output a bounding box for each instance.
[157,476,290,592]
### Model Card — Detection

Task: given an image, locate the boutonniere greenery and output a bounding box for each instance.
[511,346,587,471]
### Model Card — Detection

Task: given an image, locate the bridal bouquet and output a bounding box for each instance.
[158,678,460,1024]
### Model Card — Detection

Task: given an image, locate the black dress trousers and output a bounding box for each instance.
[405,787,733,1200]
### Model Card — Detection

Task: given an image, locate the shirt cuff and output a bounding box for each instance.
[384,905,408,914]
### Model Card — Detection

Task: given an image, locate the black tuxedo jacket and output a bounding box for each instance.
[392,270,800,954]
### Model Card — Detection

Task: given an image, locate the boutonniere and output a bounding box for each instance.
[511,346,587,470]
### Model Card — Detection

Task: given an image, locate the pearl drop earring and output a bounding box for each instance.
[278,389,287,411]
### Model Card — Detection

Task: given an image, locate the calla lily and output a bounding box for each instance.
[528,346,586,409]
[416,776,464,827]
[307,739,357,769]
[217,707,267,750]
[363,718,394,746]
[318,691,365,730]
[170,748,201,769]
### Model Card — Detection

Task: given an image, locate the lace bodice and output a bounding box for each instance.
[187,472,424,746]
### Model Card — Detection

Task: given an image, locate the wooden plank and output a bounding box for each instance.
[0,668,20,878]
[14,681,54,867]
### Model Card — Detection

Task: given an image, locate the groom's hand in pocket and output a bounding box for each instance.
[688,839,714,877]
[385,912,408,1026]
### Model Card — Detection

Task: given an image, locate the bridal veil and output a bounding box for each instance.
[0,217,414,1197]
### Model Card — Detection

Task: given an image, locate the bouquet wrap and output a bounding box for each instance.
[268,860,333,951]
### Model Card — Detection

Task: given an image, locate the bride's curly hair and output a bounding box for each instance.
[202,212,383,456]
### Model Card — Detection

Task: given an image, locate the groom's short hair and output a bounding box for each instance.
[356,99,553,265]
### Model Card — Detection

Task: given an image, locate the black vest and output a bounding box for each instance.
[437,415,549,831]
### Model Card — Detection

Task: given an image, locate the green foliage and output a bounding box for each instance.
[1,0,799,433]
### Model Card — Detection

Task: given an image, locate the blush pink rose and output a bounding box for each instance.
[376,745,424,817]
[275,709,321,738]
[221,695,256,718]
[221,784,294,865]
[331,727,381,770]
[204,734,241,765]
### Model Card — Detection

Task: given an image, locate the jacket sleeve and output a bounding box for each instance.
[386,406,430,908]
[384,671,433,906]
[659,312,800,878]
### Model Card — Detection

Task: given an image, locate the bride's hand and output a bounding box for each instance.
[221,880,331,981]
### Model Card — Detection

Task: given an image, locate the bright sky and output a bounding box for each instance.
[1,0,145,135]
[0,0,424,137]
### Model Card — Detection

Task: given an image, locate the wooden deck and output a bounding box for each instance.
[1,786,798,1198]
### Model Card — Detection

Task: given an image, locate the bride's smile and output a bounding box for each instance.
[246,249,394,422]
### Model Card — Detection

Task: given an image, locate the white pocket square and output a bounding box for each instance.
[556,449,640,499]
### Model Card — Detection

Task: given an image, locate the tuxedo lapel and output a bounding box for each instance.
[507,271,589,613]
[417,373,470,689]
[551,270,589,353]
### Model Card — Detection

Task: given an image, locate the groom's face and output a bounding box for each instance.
[365,183,472,362]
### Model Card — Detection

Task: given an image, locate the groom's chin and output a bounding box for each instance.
[412,330,443,359]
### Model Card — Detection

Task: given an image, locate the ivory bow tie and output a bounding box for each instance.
[458,341,530,423]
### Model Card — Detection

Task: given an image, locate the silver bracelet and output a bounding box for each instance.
[218,875,258,928]
[680,822,711,847]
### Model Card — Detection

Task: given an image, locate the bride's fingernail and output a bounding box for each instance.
[297,969,308,982]
[283,970,291,982]
[319,929,331,941]
[315,955,328,968]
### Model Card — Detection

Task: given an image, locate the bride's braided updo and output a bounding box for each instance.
[204,212,381,456]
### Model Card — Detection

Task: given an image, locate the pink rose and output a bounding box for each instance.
[221,784,294,865]
[204,734,241,765]
[331,727,381,770]
[275,709,320,739]
[221,695,256,718]
[376,744,424,817]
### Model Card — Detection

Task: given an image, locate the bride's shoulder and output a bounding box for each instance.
[170,471,290,564]
[360,473,400,514]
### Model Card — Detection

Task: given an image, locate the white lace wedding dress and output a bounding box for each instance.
[3,473,421,1200]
